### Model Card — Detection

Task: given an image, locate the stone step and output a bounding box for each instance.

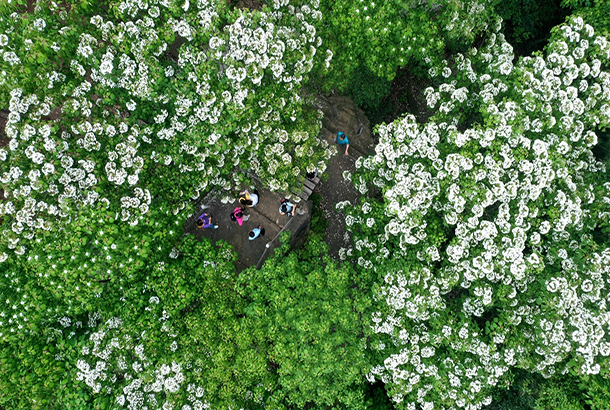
[301,177,316,191]
[247,203,283,227]
[246,186,298,225]
[291,185,312,202]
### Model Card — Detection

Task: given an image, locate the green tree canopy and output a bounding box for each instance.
[237,235,374,409]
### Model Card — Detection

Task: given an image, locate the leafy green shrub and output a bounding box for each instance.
[581,375,610,410]
[347,64,392,112]
[345,64,394,127]
[309,192,328,235]
[365,381,395,410]
[489,370,587,410]
[494,0,572,55]
[315,0,498,92]
[237,236,374,409]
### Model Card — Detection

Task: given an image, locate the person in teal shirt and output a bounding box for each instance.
[334,131,350,156]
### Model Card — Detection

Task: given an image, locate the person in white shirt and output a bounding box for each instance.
[239,189,259,207]
[279,199,295,217]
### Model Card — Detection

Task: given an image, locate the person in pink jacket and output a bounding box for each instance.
[232,207,249,226]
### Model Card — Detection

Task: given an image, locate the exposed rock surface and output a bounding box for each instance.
[315,94,375,158]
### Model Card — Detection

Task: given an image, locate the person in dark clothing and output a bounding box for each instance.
[279,199,295,217]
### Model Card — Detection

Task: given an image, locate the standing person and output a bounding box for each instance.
[248,225,265,240]
[231,207,249,226]
[239,189,260,207]
[279,198,295,217]
[196,212,218,229]
[334,131,350,156]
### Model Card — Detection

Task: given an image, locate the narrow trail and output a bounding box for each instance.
[317,151,360,259]
[314,95,375,260]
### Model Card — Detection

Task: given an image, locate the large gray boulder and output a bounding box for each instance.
[315,95,375,157]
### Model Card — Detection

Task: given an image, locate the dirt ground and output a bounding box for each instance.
[317,143,365,260]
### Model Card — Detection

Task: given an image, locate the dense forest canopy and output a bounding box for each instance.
[2,0,610,409]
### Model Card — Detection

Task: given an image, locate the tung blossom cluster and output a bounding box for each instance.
[76,298,210,410]
[0,0,333,256]
[347,17,610,410]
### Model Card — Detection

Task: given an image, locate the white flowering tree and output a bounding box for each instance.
[0,0,334,260]
[341,16,610,409]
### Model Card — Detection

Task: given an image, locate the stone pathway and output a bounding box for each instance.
[317,152,359,259]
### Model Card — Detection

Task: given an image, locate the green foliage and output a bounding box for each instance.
[0,204,186,347]
[0,232,263,409]
[488,369,541,410]
[534,377,586,410]
[365,381,396,410]
[347,64,392,112]
[581,374,610,410]
[0,314,93,409]
[346,64,394,126]
[309,192,328,234]
[155,236,272,409]
[561,0,610,34]
[591,128,610,171]
[314,0,498,92]
[494,0,572,55]
[237,236,374,409]
[2,0,610,409]
[489,370,590,410]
